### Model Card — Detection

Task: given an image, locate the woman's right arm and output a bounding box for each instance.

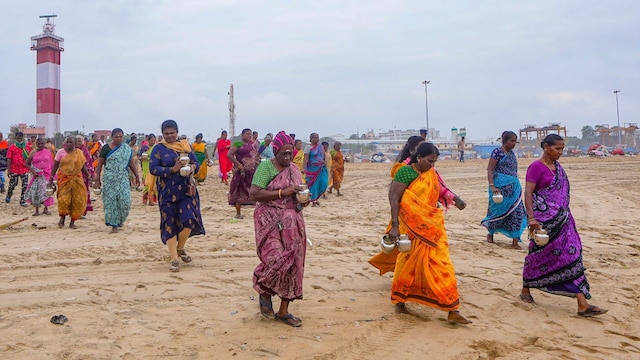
[49,161,60,185]
[524,180,539,230]
[487,157,498,193]
[388,180,407,240]
[149,146,181,177]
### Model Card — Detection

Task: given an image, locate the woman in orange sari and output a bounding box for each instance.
[370,142,471,324]
[49,137,89,229]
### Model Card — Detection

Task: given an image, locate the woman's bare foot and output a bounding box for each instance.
[58,217,65,228]
[448,311,472,324]
[485,234,495,243]
[69,221,77,229]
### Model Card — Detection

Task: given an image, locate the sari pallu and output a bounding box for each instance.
[25,149,54,207]
[523,162,591,299]
[253,166,306,301]
[305,145,328,201]
[192,142,208,182]
[370,168,460,311]
[102,144,133,228]
[481,152,527,238]
[57,149,87,220]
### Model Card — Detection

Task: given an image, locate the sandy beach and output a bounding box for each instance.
[1,156,639,359]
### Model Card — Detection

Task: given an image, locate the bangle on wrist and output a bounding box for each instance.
[489,183,494,186]
[391,219,399,226]
[278,189,282,198]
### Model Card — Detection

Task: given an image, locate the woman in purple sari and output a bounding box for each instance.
[520,134,607,317]
[249,131,310,327]
[228,128,259,219]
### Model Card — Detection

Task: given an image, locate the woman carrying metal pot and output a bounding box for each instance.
[249,131,309,327]
[149,120,205,272]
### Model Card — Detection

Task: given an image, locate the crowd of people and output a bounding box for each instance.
[0,126,609,327]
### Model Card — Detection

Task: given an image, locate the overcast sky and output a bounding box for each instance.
[1,0,638,141]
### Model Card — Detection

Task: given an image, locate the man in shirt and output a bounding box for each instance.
[5,131,31,206]
[457,136,465,162]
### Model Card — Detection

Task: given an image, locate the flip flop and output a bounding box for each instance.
[275,313,302,327]
[177,249,192,263]
[577,305,608,317]
[259,295,274,319]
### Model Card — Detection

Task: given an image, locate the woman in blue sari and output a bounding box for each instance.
[302,133,328,206]
[481,131,527,249]
[520,134,607,317]
[95,128,140,233]
[150,120,205,272]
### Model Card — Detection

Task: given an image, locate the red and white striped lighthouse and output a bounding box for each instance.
[30,15,64,138]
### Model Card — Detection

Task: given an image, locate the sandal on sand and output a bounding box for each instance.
[169,260,180,272]
[234,214,244,219]
[520,293,535,304]
[275,313,302,327]
[577,305,608,317]
[259,295,274,319]
[177,249,192,263]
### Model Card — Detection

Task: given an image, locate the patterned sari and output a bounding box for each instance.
[217,138,232,182]
[56,149,87,220]
[228,141,258,206]
[25,149,54,207]
[369,167,460,311]
[305,145,328,201]
[522,162,591,298]
[481,148,527,238]
[102,144,133,228]
[253,165,306,301]
[149,140,205,244]
[192,141,208,182]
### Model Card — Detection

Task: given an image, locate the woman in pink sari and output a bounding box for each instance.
[25,138,54,216]
[249,131,310,327]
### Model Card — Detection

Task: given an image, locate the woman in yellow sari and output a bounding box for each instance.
[49,136,89,229]
[370,142,471,324]
[139,133,157,205]
[292,139,305,184]
[192,133,210,183]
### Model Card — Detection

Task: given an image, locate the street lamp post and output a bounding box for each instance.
[422,80,430,140]
[613,90,621,145]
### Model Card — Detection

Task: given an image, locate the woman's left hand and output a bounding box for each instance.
[454,196,467,210]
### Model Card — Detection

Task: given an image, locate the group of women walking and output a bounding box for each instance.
[12,126,609,328]
[369,132,607,327]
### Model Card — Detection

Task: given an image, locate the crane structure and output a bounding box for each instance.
[228,84,236,138]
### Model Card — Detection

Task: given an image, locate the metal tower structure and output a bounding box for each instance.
[31,14,64,138]
[228,84,236,138]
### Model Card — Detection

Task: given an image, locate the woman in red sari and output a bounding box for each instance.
[249,131,310,327]
[215,130,232,184]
